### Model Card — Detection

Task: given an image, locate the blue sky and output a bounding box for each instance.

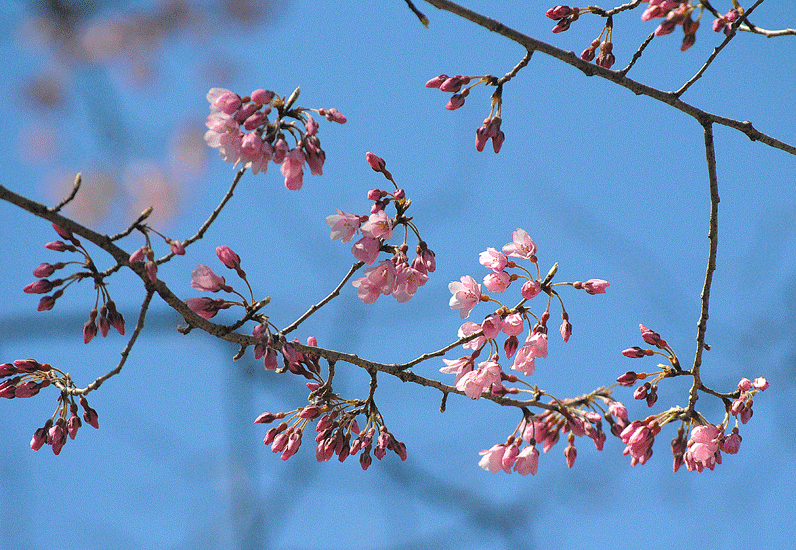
[1,1,795,549]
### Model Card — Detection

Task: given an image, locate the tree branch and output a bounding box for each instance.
[421,0,796,157]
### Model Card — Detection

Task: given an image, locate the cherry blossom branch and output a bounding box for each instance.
[700,0,795,37]
[281,261,365,336]
[674,0,764,98]
[56,288,155,396]
[687,121,720,414]
[421,0,796,157]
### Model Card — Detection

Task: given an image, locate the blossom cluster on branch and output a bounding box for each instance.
[2,0,790,479]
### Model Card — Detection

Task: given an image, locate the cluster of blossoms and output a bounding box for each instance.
[23,222,126,342]
[204,86,345,190]
[184,245,253,320]
[257,404,406,470]
[326,153,436,304]
[547,2,747,64]
[439,229,617,474]
[425,74,506,153]
[128,227,186,285]
[442,228,609,402]
[254,336,406,469]
[1,359,99,454]
[618,324,768,471]
[479,392,628,475]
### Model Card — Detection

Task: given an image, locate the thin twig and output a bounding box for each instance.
[421,0,796,157]
[687,121,720,415]
[156,168,247,264]
[590,0,644,18]
[498,49,532,85]
[404,0,429,26]
[50,173,82,213]
[66,288,155,395]
[619,32,654,77]
[109,206,154,242]
[281,261,365,336]
[674,0,765,98]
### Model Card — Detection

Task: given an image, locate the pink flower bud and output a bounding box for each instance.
[552,17,572,33]
[191,265,227,292]
[366,152,386,172]
[738,377,752,392]
[425,74,448,88]
[616,371,639,386]
[24,279,57,294]
[251,89,275,105]
[492,130,506,153]
[546,5,573,19]
[445,93,466,110]
[215,245,241,270]
[170,240,186,255]
[83,318,98,344]
[33,263,57,278]
[622,347,647,358]
[584,279,610,294]
[440,76,469,93]
[324,108,347,123]
[753,377,769,391]
[31,422,51,451]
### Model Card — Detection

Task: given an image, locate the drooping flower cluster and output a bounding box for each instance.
[24,222,126,342]
[478,391,627,475]
[204,86,346,190]
[546,2,747,62]
[618,324,768,471]
[327,153,435,304]
[1,358,99,454]
[442,228,609,405]
[254,337,407,469]
[425,74,506,153]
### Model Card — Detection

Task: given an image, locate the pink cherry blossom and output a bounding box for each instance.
[684,424,722,472]
[215,246,241,270]
[351,236,381,265]
[448,275,482,318]
[481,313,503,339]
[326,210,361,242]
[456,359,501,399]
[185,297,230,319]
[511,345,535,375]
[206,88,241,115]
[281,148,306,190]
[502,228,537,260]
[484,270,511,293]
[479,247,508,270]
[560,319,572,342]
[526,332,548,358]
[366,152,386,172]
[753,377,769,391]
[191,265,227,292]
[251,89,275,105]
[361,210,393,240]
[521,280,542,300]
[459,321,487,350]
[392,262,428,302]
[513,445,540,475]
[620,421,655,466]
[478,444,507,473]
[502,313,525,336]
[440,356,474,385]
[583,279,610,294]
